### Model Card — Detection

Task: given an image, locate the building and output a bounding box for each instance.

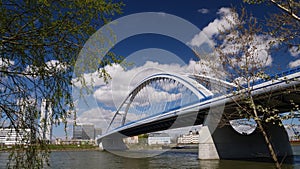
[73,125,83,139]
[285,124,300,141]
[177,130,199,144]
[0,128,30,145]
[73,124,101,140]
[39,99,52,141]
[94,128,102,139]
[148,133,171,145]
[81,124,94,140]
[124,136,139,144]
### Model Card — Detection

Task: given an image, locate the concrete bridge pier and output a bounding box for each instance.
[98,132,128,151]
[198,122,293,160]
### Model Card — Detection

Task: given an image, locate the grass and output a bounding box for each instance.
[48,144,98,151]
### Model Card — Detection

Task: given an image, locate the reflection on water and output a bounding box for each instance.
[198,160,220,169]
[46,149,299,169]
[1,146,300,168]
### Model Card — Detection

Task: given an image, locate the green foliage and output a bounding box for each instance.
[47,144,96,150]
[6,143,50,169]
[0,0,124,168]
[138,134,149,139]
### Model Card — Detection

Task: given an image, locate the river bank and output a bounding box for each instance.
[1,141,299,152]
[0,144,98,152]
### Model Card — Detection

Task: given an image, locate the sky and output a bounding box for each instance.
[53,0,300,139]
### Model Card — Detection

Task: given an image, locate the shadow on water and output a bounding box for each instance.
[118,149,300,169]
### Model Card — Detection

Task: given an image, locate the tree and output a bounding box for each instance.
[244,0,300,50]
[195,8,298,169]
[0,0,123,168]
[244,0,300,20]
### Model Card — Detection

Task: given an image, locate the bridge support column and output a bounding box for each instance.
[198,126,220,160]
[198,122,292,159]
[100,133,128,151]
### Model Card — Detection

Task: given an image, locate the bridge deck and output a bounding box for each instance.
[98,69,300,141]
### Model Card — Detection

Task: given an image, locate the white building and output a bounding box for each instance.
[0,128,30,145]
[148,133,171,145]
[124,136,139,144]
[39,99,52,141]
[285,124,300,141]
[177,130,199,144]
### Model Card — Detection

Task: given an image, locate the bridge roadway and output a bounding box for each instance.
[97,68,300,159]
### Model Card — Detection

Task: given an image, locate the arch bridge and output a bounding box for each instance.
[97,68,300,159]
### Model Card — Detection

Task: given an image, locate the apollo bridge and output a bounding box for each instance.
[96,67,300,159]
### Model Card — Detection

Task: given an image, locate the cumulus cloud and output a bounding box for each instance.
[189,7,236,47]
[189,7,274,69]
[224,34,274,68]
[289,46,300,57]
[198,8,209,14]
[289,59,300,68]
[248,40,273,67]
[76,107,114,130]
[0,58,14,69]
[24,60,67,77]
[90,60,217,108]
[134,86,182,104]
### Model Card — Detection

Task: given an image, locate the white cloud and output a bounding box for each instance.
[72,60,218,127]
[134,86,182,104]
[24,60,67,77]
[189,7,237,47]
[198,8,209,14]
[238,35,273,67]
[0,58,14,69]
[76,107,114,130]
[45,60,67,71]
[190,7,274,70]
[289,46,300,57]
[90,60,218,108]
[219,31,274,68]
[289,59,300,68]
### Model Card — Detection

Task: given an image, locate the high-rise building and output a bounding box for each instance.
[40,99,52,141]
[73,125,83,139]
[82,124,94,140]
[73,124,101,140]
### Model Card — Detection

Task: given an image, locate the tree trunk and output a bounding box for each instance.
[249,96,281,169]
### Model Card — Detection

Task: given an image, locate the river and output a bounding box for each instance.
[1,146,300,168]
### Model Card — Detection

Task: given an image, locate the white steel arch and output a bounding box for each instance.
[107,73,217,132]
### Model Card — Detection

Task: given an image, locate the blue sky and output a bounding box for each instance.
[110,0,297,72]
[54,0,300,138]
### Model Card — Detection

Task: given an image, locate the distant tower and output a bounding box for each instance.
[40,99,52,142]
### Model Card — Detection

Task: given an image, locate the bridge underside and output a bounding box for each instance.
[119,111,205,137]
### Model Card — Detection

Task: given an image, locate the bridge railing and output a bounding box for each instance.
[231,66,300,90]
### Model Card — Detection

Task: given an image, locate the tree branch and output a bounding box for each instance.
[270,0,300,21]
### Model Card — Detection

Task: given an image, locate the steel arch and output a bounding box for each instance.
[107,73,217,132]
